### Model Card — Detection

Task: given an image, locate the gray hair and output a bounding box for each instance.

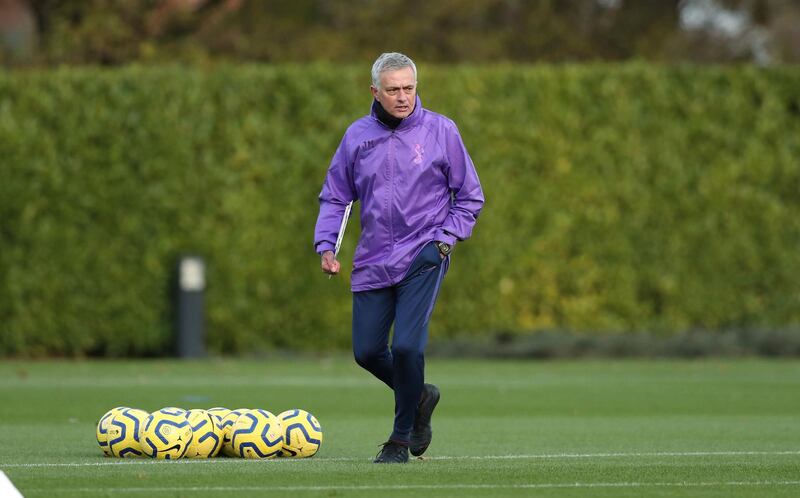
[371,52,417,88]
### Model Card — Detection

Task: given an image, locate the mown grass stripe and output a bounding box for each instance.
[21,480,800,494]
[2,449,799,468]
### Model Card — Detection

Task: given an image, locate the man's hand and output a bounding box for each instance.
[321,250,341,276]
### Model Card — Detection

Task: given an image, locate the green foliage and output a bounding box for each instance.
[8,1,800,67]
[9,1,685,66]
[1,64,799,356]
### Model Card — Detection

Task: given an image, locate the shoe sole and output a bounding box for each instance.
[373,458,409,463]
[410,385,440,456]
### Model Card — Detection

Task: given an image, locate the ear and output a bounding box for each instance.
[370,85,379,100]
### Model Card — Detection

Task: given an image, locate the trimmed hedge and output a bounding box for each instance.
[1,64,799,356]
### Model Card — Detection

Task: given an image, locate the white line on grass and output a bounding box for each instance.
[0,471,24,498]
[429,450,800,461]
[2,450,799,469]
[19,480,800,494]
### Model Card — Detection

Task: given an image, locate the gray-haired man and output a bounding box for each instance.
[315,52,484,463]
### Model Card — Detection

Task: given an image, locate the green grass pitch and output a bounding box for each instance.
[0,358,798,497]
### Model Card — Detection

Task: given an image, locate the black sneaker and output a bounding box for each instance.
[373,440,409,464]
[410,383,440,456]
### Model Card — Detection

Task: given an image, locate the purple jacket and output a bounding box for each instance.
[314,96,484,292]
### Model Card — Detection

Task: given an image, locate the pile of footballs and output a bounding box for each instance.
[96,406,322,459]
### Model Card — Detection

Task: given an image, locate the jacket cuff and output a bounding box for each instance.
[316,241,335,255]
[434,229,457,246]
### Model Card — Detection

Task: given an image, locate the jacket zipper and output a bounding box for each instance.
[388,131,396,247]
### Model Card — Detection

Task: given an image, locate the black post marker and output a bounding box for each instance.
[176,256,206,358]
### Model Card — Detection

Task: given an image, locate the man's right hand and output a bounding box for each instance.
[321,250,341,276]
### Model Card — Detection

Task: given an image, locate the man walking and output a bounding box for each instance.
[314,52,484,463]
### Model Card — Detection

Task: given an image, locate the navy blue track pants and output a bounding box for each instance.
[352,242,449,443]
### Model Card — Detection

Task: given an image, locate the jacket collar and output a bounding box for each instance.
[371,95,423,131]
[372,100,402,129]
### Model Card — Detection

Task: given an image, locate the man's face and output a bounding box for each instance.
[371,67,417,119]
